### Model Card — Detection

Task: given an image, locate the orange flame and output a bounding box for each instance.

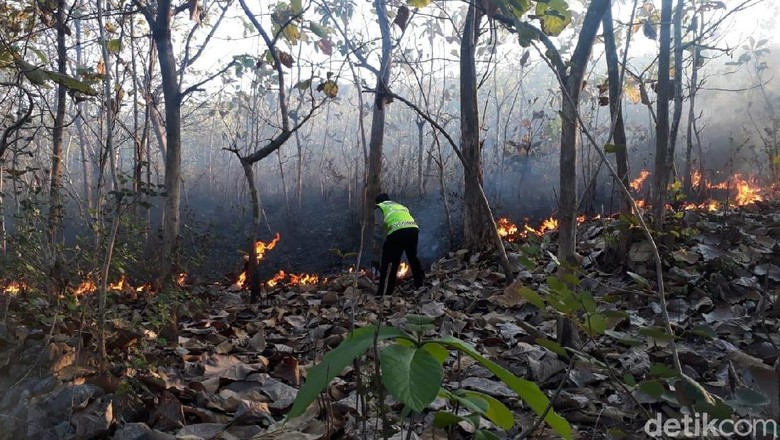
[176,273,187,286]
[266,270,286,287]
[108,275,126,291]
[539,217,559,233]
[497,217,518,239]
[236,271,247,288]
[255,233,281,262]
[397,262,410,278]
[733,174,763,205]
[3,281,25,295]
[74,279,97,296]
[630,170,651,192]
[289,273,319,285]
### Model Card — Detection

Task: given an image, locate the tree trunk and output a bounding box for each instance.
[665,0,685,195]
[48,0,68,288]
[151,0,183,284]
[241,161,262,303]
[417,118,424,197]
[652,0,673,229]
[363,0,392,259]
[557,0,610,264]
[460,2,489,251]
[602,5,631,256]
[684,4,702,196]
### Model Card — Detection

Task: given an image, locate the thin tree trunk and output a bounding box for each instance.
[602,5,631,256]
[652,0,673,229]
[665,0,685,192]
[241,161,262,302]
[684,3,702,196]
[48,0,69,288]
[557,0,610,264]
[363,0,392,260]
[460,2,489,251]
[152,0,183,284]
[416,118,424,197]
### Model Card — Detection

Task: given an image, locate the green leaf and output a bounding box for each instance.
[626,271,650,288]
[309,22,329,39]
[475,430,502,440]
[518,286,545,308]
[604,330,643,346]
[623,373,637,387]
[639,326,676,341]
[535,338,569,358]
[406,314,435,325]
[604,144,625,153]
[461,390,515,430]
[294,78,312,90]
[728,388,771,407]
[422,342,449,364]
[380,344,443,413]
[43,70,99,95]
[638,380,665,398]
[451,391,490,414]
[291,0,303,14]
[107,39,122,54]
[433,411,472,428]
[474,429,501,440]
[649,363,680,379]
[585,313,607,334]
[690,324,716,338]
[535,0,572,36]
[287,326,412,420]
[407,0,431,8]
[432,336,572,439]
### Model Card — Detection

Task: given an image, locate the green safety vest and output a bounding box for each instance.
[377,201,418,235]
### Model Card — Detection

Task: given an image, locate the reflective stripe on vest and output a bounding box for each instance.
[378,201,418,235]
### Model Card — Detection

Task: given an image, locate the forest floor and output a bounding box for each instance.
[2,201,780,439]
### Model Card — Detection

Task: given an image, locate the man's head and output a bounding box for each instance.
[375,193,390,204]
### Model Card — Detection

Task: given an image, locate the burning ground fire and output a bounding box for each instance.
[496,171,767,242]
[630,169,764,211]
[235,233,321,289]
[3,281,25,295]
[397,262,410,278]
[496,216,559,242]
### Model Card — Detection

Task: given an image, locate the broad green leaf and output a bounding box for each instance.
[728,388,771,407]
[638,380,665,398]
[623,373,637,387]
[535,338,569,358]
[649,363,679,379]
[604,330,643,346]
[475,430,502,440]
[451,391,489,414]
[585,313,607,334]
[433,411,473,428]
[294,78,312,90]
[291,0,303,14]
[432,336,572,439]
[286,326,412,420]
[536,0,572,36]
[107,39,122,54]
[30,47,49,64]
[518,286,545,308]
[380,344,443,412]
[500,0,533,18]
[604,144,625,153]
[690,324,716,339]
[407,0,431,8]
[309,22,329,39]
[44,70,99,95]
[421,342,449,364]
[626,271,650,288]
[461,390,515,430]
[406,314,435,326]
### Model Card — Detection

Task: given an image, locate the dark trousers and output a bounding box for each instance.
[377,227,425,296]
